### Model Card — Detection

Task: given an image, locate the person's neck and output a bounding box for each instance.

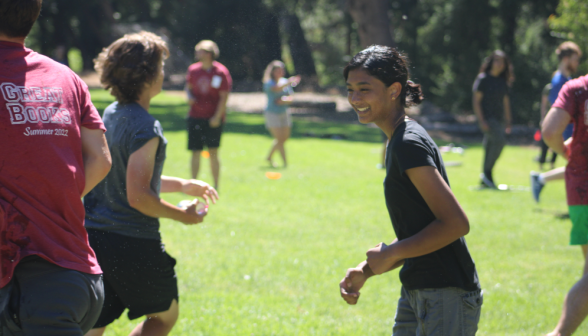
[376,106,406,139]
[200,60,213,70]
[0,34,26,45]
[490,69,502,77]
[136,93,152,112]
[558,63,571,78]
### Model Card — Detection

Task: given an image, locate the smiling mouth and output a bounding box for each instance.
[355,107,370,113]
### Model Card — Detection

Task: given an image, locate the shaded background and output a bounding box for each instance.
[29,0,587,125]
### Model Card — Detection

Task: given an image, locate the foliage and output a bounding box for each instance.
[549,0,588,74]
[26,0,580,124]
[89,90,588,335]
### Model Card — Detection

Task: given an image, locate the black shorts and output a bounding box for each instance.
[87,229,178,327]
[187,117,224,151]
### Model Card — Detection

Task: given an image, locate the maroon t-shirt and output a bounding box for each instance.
[186,61,232,119]
[0,41,104,287]
[552,75,588,205]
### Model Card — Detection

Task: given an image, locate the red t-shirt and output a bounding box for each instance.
[186,61,232,119]
[0,41,104,287]
[552,75,588,205]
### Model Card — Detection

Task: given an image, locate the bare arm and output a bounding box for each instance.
[366,166,469,274]
[126,137,203,224]
[503,95,512,133]
[81,127,111,197]
[542,107,572,160]
[269,76,301,92]
[209,91,229,127]
[540,94,550,124]
[160,175,219,203]
[472,91,488,132]
[185,83,195,105]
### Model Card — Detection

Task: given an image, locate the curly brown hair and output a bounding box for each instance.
[94,31,169,104]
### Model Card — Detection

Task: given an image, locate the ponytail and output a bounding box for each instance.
[404,80,424,107]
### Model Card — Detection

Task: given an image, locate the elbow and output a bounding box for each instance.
[541,127,559,145]
[101,156,112,179]
[127,194,143,211]
[456,215,470,237]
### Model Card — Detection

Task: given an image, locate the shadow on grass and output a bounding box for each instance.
[92,97,484,146]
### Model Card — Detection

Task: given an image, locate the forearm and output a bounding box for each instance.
[213,94,228,118]
[129,190,191,223]
[543,133,566,156]
[388,219,467,260]
[160,175,185,193]
[473,103,484,123]
[82,155,111,197]
[504,106,512,125]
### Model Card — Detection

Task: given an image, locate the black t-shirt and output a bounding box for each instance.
[85,102,167,240]
[385,119,480,291]
[473,73,509,121]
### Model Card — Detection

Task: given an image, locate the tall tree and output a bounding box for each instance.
[346,0,395,48]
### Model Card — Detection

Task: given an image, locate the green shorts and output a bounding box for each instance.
[569,205,588,245]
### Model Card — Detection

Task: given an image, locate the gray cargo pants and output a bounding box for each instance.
[392,286,483,336]
[482,119,506,180]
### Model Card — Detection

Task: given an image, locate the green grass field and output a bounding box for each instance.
[90,90,582,335]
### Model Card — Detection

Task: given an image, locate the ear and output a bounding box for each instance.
[387,82,403,101]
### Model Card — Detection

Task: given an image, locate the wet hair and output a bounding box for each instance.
[343,45,423,107]
[0,0,42,38]
[556,41,582,61]
[479,50,513,83]
[262,60,285,83]
[94,31,169,104]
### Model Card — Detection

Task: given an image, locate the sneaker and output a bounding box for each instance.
[480,173,497,189]
[530,171,544,202]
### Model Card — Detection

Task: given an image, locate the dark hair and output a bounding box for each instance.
[556,41,582,61]
[343,45,423,107]
[0,0,42,38]
[479,50,513,84]
[94,31,169,104]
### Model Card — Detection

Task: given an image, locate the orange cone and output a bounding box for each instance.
[265,172,282,180]
[201,151,210,159]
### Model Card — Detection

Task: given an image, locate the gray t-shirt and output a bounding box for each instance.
[85,102,167,240]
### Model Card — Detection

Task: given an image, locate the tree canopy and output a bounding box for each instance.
[26,0,583,124]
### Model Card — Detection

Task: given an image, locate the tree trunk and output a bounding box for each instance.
[282,13,317,77]
[346,0,395,48]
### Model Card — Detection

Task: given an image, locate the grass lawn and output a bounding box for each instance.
[90,90,581,335]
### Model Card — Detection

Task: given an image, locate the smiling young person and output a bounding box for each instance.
[339,45,482,335]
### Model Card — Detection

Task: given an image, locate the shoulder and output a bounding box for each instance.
[213,61,230,73]
[391,120,430,151]
[188,63,202,73]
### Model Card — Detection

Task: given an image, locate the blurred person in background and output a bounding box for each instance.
[185,40,232,190]
[530,41,581,202]
[85,32,217,336]
[472,50,513,189]
[262,60,300,168]
[0,0,111,334]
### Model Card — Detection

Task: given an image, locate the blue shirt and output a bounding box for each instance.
[264,78,293,113]
[549,71,572,105]
[85,102,167,240]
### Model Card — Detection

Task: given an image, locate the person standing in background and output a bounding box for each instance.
[185,40,232,190]
[262,60,300,168]
[472,50,513,189]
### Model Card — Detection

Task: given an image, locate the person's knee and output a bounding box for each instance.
[145,299,179,329]
[208,148,219,159]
